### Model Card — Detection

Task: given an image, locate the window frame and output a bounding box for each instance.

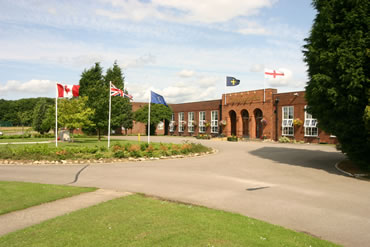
[188,112,194,133]
[211,110,218,133]
[178,112,185,132]
[169,113,175,132]
[304,106,318,137]
[282,106,294,136]
[199,111,206,133]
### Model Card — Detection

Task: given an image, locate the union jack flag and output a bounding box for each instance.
[123,92,133,100]
[110,83,124,97]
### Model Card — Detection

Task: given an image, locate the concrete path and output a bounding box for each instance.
[0,136,369,246]
[0,189,130,236]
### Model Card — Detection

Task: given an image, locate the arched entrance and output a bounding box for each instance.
[254,108,263,139]
[229,110,237,136]
[241,110,249,138]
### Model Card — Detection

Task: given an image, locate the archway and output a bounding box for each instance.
[229,110,237,136]
[254,108,263,138]
[241,109,249,138]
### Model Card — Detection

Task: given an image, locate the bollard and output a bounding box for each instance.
[138,133,140,142]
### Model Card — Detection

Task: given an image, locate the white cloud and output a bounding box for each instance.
[0,79,56,98]
[250,64,264,72]
[177,69,195,78]
[98,0,278,23]
[120,54,156,69]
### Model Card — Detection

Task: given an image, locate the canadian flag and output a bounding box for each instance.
[264,69,285,79]
[57,83,80,98]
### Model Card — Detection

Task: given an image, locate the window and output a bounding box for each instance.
[178,112,185,132]
[211,111,218,133]
[169,113,175,132]
[199,111,206,133]
[304,106,318,137]
[188,112,194,133]
[282,106,294,136]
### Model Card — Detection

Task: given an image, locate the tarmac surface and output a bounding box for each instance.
[0,136,369,247]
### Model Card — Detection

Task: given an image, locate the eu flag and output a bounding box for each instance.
[151,91,168,107]
[226,76,240,86]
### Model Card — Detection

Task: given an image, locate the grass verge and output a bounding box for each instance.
[0,194,339,247]
[0,181,96,215]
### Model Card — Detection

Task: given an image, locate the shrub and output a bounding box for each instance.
[278,136,291,143]
[227,136,238,142]
[113,150,126,158]
[140,143,149,151]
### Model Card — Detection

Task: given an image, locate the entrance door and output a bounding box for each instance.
[229,110,237,136]
[241,110,249,138]
[254,109,263,138]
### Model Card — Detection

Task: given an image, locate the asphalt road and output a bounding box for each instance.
[1,136,369,247]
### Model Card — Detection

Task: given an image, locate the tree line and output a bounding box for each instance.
[1,61,173,138]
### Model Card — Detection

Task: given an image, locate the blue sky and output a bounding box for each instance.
[0,0,316,103]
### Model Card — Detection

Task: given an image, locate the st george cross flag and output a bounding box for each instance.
[110,83,124,97]
[57,84,80,98]
[264,69,285,79]
[226,76,240,86]
[151,91,168,107]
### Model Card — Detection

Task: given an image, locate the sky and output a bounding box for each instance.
[0,0,316,103]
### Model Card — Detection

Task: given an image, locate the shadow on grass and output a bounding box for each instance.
[249,146,345,176]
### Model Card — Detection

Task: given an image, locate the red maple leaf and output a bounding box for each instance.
[64,85,70,93]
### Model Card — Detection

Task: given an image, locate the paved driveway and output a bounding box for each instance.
[0,136,369,246]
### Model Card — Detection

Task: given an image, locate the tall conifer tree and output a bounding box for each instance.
[303,0,369,168]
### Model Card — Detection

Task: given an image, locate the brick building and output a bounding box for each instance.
[129,88,337,144]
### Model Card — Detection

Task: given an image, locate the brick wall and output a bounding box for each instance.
[221,89,277,139]
[273,91,337,144]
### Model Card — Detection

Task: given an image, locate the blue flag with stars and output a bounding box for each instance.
[226,76,240,86]
[151,91,168,107]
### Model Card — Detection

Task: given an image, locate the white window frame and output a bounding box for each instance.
[188,112,194,133]
[199,111,206,133]
[178,112,185,132]
[282,106,294,136]
[211,111,218,133]
[169,113,175,132]
[304,106,318,137]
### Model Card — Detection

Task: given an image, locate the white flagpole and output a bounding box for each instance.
[147,91,151,144]
[263,77,266,103]
[55,84,58,147]
[108,81,112,149]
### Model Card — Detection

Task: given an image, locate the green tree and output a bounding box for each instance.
[32,99,50,134]
[134,104,172,135]
[104,61,133,133]
[17,110,33,134]
[58,97,95,141]
[303,0,369,169]
[79,62,108,140]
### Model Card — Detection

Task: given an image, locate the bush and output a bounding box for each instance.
[195,134,211,140]
[227,136,238,142]
[278,136,291,143]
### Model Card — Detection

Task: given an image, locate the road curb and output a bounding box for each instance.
[335,160,368,178]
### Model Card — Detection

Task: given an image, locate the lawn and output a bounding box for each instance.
[0,137,211,161]
[0,181,96,215]
[0,194,339,247]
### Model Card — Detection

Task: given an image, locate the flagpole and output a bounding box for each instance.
[55,83,58,147]
[147,91,151,144]
[108,81,112,149]
[263,77,266,103]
